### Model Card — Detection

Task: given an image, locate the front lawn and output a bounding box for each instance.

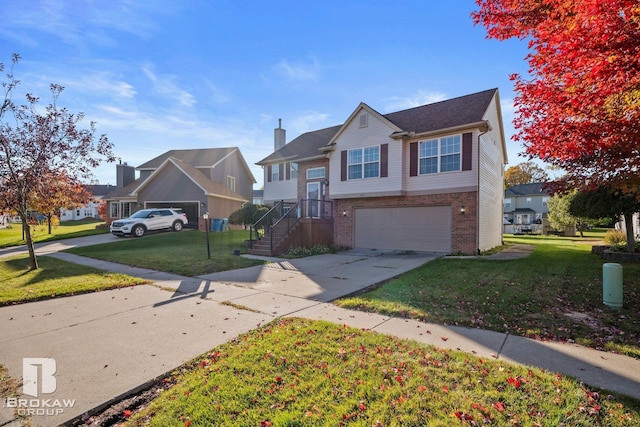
[0,218,107,248]
[65,230,265,277]
[335,233,640,359]
[119,318,640,426]
[0,254,147,305]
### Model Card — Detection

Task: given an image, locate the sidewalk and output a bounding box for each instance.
[1,240,639,426]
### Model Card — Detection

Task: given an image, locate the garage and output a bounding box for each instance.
[144,202,199,228]
[354,206,452,252]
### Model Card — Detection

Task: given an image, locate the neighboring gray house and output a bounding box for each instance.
[255,88,508,255]
[503,182,552,233]
[103,148,255,229]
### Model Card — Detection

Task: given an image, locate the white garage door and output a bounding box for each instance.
[354,206,451,252]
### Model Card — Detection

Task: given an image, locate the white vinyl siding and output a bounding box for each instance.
[330,109,402,197]
[478,99,506,251]
[405,133,477,194]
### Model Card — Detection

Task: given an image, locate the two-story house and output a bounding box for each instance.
[256,88,507,255]
[103,148,255,229]
[503,182,552,233]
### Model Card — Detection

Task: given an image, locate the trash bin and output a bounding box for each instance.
[212,218,221,232]
[221,218,228,232]
[603,263,623,308]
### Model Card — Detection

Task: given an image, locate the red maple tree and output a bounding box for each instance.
[472,0,640,195]
[31,170,91,234]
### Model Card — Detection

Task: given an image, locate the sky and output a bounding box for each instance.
[1,0,533,188]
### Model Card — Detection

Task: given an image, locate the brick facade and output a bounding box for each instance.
[297,159,330,200]
[333,191,478,254]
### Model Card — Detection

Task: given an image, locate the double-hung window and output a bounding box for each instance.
[348,146,379,180]
[227,176,236,192]
[418,135,461,174]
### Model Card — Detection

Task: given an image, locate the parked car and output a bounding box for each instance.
[110,208,188,237]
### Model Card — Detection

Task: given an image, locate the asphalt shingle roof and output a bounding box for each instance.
[257,88,498,165]
[257,125,342,165]
[137,147,239,169]
[505,182,552,197]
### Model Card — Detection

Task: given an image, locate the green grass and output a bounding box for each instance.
[335,232,640,359]
[0,254,147,305]
[0,218,108,248]
[65,230,265,276]
[124,317,640,426]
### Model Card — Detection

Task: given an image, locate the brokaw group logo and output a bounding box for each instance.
[3,358,76,417]
[23,357,57,397]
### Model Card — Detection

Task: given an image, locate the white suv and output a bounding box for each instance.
[110,208,188,237]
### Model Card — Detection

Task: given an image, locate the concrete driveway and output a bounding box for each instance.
[0,240,439,427]
[197,249,439,302]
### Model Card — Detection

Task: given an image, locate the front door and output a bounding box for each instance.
[307,182,320,218]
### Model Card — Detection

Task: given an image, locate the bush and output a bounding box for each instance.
[604,229,627,245]
[282,245,340,258]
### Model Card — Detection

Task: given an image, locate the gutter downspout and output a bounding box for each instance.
[477,127,490,255]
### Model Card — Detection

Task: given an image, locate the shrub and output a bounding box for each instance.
[604,229,627,245]
[282,245,340,258]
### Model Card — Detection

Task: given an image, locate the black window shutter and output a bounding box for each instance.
[279,163,284,181]
[380,144,388,178]
[267,165,272,182]
[341,151,347,181]
[409,142,418,177]
[462,132,473,171]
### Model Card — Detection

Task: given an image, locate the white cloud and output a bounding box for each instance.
[142,65,196,107]
[275,57,321,81]
[1,0,177,49]
[203,79,232,105]
[59,72,136,99]
[287,112,331,135]
[383,90,448,112]
[500,97,516,117]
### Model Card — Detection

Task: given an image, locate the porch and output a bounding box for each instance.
[248,199,334,257]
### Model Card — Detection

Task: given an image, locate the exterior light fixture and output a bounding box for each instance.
[342,210,347,217]
[460,206,466,214]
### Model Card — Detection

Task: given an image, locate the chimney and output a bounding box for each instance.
[274,118,286,151]
[116,161,135,189]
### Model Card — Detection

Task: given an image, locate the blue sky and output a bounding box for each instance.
[2,0,531,187]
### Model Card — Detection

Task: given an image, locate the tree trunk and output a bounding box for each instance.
[47,213,53,234]
[623,211,636,253]
[20,214,39,270]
